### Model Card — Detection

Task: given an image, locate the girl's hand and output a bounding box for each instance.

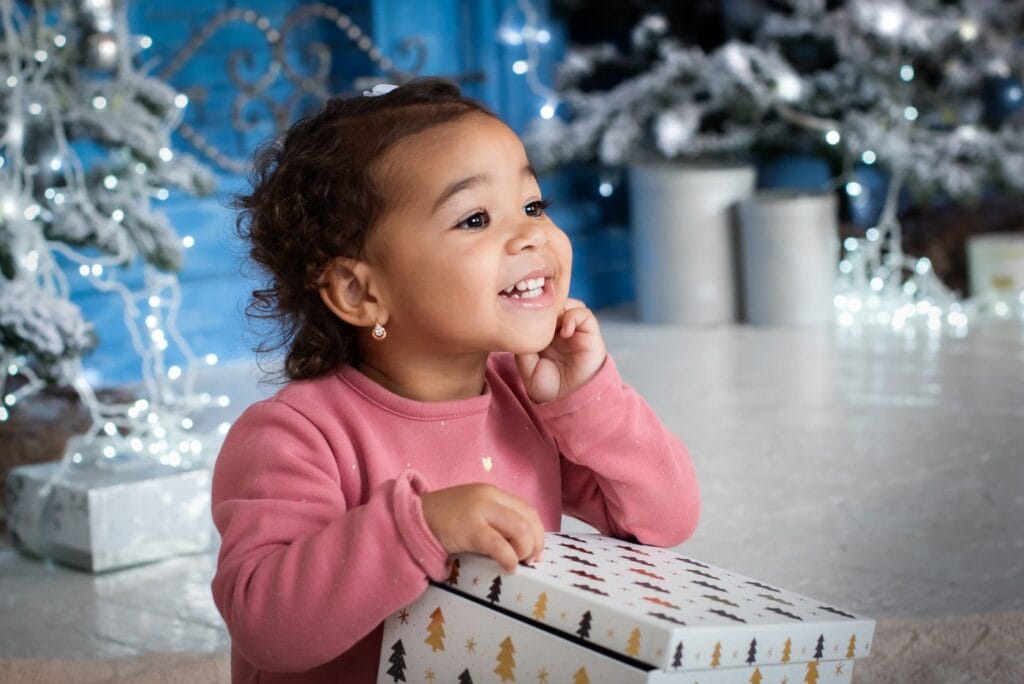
[420,483,545,572]
[515,298,607,404]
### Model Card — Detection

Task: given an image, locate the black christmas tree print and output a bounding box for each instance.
[746,638,757,665]
[487,576,502,604]
[814,634,825,660]
[672,642,683,668]
[457,669,473,684]
[446,558,460,585]
[385,639,406,682]
[576,610,592,639]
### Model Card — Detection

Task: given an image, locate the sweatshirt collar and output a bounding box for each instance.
[338,363,493,420]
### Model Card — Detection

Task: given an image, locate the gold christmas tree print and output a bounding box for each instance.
[532,592,548,620]
[710,642,722,668]
[494,636,516,682]
[804,660,819,683]
[625,628,642,657]
[782,638,792,663]
[424,607,445,652]
[572,667,591,684]
[750,667,763,684]
[847,634,857,658]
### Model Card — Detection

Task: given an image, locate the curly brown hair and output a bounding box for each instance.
[234,78,495,381]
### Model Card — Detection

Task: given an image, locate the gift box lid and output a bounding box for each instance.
[441,533,875,673]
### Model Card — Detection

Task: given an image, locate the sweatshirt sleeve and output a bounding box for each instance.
[210,398,449,673]
[532,355,700,547]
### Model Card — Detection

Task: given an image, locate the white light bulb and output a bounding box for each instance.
[139,35,153,49]
[182,235,195,248]
[217,395,231,407]
[598,182,613,197]
[843,237,858,251]
[54,34,67,47]
[92,95,107,110]
[102,445,116,458]
[877,6,904,35]
[865,227,880,241]
[28,102,42,115]
[111,209,124,222]
[4,394,15,406]
[23,205,41,221]
[539,102,556,119]
[53,192,65,205]
[167,365,182,380]
[5,76,16,87]
[103,422,117,435]
[181,417,194,429]
[148,295,160,307]
[776,73,802,101]
[899,65,914,82]
[499,26,524,45]
[97,37,117,60]
[174,93,188,108]
[861,150,877,164]
[156,188,170,200]
[103,174,118,189]
[537,29,551,44]
[512,60,529,75]
[825,130,841,145]
[91,263,103,277]
[34,50,48,63]
[145,315,157,329]
[49,157,62,171]
[135,162,147,174]
[158,147,173,162]
[0,407,8,421]
[845,181,863,197]
[904,106,919,121]
[79,264,90,277]
[205,353,218,365]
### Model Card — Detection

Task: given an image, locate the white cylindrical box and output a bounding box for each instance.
[738,190,839,325]
[628,162,756,325]
[967,232,1024,299]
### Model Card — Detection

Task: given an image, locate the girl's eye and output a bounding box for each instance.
[525,199,551,217]
[456,211,490,230]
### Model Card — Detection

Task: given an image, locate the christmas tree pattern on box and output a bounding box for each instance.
[432,533,873,673]
[379,584,857,683]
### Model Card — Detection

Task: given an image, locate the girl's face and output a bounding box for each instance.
[364,113,572,358]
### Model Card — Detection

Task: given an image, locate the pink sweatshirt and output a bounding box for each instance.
[211,353,699,683]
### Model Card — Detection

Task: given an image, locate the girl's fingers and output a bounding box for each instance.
[473,525,520,572]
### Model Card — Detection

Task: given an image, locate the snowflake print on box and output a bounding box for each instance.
[380,533,872,682]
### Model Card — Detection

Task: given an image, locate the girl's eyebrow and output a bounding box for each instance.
[431,165,537,214]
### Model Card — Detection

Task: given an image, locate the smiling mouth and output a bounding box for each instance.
[499,276,547,299]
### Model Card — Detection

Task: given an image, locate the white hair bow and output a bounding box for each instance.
[362,83,399,97]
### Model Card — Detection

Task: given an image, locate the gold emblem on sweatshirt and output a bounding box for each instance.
[481,456,493,472]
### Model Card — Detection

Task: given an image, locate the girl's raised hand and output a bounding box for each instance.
[420,483,545,572]
[515,298,607,404]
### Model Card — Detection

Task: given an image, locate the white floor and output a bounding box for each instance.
[2,316,1023,659]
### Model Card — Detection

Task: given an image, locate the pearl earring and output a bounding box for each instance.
[371,323,387,340]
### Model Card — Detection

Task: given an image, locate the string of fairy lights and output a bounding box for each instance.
[0,0,229,476]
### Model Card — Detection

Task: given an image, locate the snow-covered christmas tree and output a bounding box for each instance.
[0,0,215,459]
[747,0,1024,325]
[534,1,1024,327]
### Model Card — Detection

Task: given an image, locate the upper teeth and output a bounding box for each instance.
[504,277,545,294]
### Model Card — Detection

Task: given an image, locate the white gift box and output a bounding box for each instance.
[379,533,874,683]
[5,460,213,572]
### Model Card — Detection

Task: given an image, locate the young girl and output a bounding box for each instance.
[212,78,700,683]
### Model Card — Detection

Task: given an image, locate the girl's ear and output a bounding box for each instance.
[318,257,386,328]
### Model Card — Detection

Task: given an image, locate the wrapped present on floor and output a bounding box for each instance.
[5,458,213,572]
[379,532,874,683]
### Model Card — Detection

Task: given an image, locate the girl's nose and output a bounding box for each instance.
[505,218,548,254]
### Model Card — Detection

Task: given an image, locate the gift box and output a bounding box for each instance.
[379,533,874,683]
[5,459,213,572]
